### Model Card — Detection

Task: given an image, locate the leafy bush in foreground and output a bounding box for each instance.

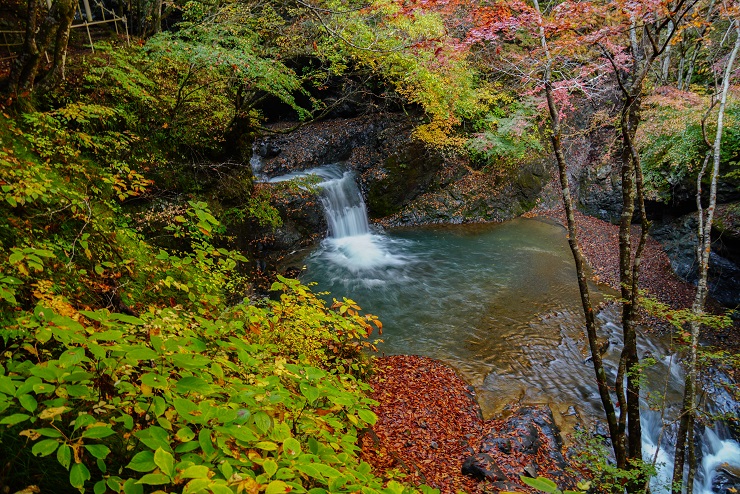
[0,277,411,494]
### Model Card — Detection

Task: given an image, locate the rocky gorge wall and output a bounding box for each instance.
[248,107,740,311]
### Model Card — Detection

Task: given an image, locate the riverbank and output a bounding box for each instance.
[526,206,739,350]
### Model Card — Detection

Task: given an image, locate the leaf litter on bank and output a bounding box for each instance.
[361,356,568,494]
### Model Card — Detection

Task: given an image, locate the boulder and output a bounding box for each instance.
[461,406,572,487]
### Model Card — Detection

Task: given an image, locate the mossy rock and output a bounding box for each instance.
[367,141,443,218]
[715,202,740,241]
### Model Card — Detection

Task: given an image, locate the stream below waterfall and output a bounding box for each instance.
[264,163,740,493]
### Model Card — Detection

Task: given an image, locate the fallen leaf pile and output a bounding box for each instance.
[361,355,485,493]
[361,356,577,494]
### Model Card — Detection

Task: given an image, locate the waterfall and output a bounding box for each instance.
[264,163,410,273]
[314,167,370,238]
[638,356,740,494]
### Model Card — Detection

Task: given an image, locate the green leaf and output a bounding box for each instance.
[110,313,145,325]
[175,376,213,395]
[82,425,115,439]
[73,413,96,431]
[57,443,72,469]
[184,479,211,494]
[313,463,342,479]
[176,426,196,442]
[0,413,30,425]
[520,476,559,494]
[181,465,210,479]
[175,441,201,453]
[253,411,271,434]
[154,447,175,478]
[85,444,111,459]
[300,383,320,402]
[209,483,235,494]
[19,393,38,412]
[106,478,121,492]
[255,441,278,451]
[70,463,91,489]
[123,478,143,494]
[94,480,107,494]
[263,459,278,477]
[136,473,170,485]
[32,439,59,457]
[118,413,134,430]
[0,375,16,395]
[32,383,55,394]
[282,437,301,457]
[140,373,168,389]
[127,451,156,472]
[59,348,86,366]
[198,428,215,456]
[126,348,158,360]
[134,426,171,451]
[357,409,377,425]
[296,463,321,479]
[265,480,289,494]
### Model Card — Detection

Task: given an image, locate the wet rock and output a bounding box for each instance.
[461,453,507,482]
[464,406,573,488]
[592,420,610,439]
[255,115,389,177]
[712,462,740,494]
[257,142,281,158]
[481,437,512,455]
[651,210,740,309]
[719,462,740,479]
[522,463,538,478]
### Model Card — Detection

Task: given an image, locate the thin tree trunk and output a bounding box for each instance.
[9,0,75,97]
[671,19,740,493]
[662,21,674,83]
[533,0,626,468]
[37,0,74,91]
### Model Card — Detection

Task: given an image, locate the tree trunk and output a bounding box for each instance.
[533,0,626,469]
[8,0,75,98]
[671,19,740,493]
[37,0,75,91]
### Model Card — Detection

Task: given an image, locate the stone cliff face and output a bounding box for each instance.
[253,113,548,228]
[542,92,740,311]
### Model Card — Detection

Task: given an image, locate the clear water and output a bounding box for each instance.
[306,218,610,417]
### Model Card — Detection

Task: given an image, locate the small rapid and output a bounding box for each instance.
[264,162,740,493]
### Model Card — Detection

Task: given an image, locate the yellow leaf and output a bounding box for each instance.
[19,429,41,441]
[38,406,68,420]
[13,486,41,494]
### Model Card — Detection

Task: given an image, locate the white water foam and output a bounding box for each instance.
[266,163,412,273]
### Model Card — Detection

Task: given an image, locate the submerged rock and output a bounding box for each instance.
[713,462,740,494]
[461,453,507,482]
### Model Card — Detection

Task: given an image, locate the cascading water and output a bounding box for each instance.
[263,164,412,275]
[316,167,370,238]
[261,160,740,493]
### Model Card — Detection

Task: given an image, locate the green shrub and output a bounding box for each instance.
[0,278,408,494]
